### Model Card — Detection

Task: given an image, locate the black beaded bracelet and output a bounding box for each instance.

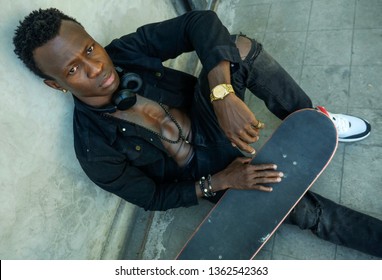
[199,175,216,198]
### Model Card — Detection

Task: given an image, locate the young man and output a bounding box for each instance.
[13,8,380,257]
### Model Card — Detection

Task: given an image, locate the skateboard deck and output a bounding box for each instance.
[176,109,338,260]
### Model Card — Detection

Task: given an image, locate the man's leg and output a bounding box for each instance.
[232,35,371,142]
[232,35,313,120]
[285,191,382,258]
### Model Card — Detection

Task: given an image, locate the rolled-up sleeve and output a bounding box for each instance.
[105,10,241,74]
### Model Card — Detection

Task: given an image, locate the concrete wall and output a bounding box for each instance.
[0,0,179,259]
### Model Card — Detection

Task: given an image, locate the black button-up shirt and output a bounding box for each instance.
[73,11,241,211]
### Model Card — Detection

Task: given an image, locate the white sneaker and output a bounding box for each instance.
[317,106,371,142]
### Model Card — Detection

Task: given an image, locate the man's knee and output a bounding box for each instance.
[235,35,252,61]
[284,191,321,230]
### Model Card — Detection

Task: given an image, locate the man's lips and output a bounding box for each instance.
[100,71,116,88]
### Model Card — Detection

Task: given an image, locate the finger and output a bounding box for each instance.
[251,120,265,130]
[252,185,273,192]
[250,164,278,171]
[237,128,259,144]
[231,142,256,155]
[244,124,260,138]
[231,138,256,154]
[239,134,259,145]
[253,176,283,186]
[253,170,284,179]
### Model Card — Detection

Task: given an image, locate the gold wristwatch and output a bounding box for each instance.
[210,84,235,102]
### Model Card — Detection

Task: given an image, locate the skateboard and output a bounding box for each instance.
[176,109,338,260]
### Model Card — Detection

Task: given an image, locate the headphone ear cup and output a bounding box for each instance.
[120,72,143,92]
[112,89,137,110]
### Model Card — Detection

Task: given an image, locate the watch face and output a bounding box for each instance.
[214,86,226,98]
[211,84,233,101]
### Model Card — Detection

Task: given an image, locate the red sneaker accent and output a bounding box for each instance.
[317,106,330,117]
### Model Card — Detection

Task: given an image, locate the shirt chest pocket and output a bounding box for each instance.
[115,137,164,166]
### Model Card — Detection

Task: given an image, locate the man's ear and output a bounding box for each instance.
[43,79,67,92]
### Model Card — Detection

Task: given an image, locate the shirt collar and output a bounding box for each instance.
[72,95,117,114]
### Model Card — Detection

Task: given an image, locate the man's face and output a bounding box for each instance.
[33,20,120,107]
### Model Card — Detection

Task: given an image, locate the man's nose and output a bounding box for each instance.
[86,59,102,78]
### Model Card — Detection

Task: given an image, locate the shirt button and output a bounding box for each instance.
[122,128,126,132]
[154,72,162,77]
[135,145,141,151]
[150,138,153,142]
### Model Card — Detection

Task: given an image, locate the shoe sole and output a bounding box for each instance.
[338,118,371,143]
[338,131,371,143]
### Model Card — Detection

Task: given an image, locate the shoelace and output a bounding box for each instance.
[328,114,350,134]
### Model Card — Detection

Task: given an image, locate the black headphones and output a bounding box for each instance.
[112,67,142,110]
[86,67,143,113]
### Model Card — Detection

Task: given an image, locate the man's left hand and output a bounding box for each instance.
[212,93,264,154]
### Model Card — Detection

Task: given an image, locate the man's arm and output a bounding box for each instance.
[78,158,198,211]
[106,10,241,73]
[107,10,262,153]
[207,61,261,154]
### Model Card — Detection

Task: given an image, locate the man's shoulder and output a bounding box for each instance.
[72,106,120,161]
[104,32,136,53]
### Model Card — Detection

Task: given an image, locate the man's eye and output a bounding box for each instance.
[69,65,79,75]
[86,45,94,55]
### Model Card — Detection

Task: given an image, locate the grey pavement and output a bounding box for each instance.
[123,0,382,260]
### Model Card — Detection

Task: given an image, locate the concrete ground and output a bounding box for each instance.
[123,0,382,260]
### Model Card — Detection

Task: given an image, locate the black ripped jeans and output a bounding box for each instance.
[190,36,382,258]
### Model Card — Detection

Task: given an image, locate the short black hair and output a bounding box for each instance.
[13,8,81,79]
